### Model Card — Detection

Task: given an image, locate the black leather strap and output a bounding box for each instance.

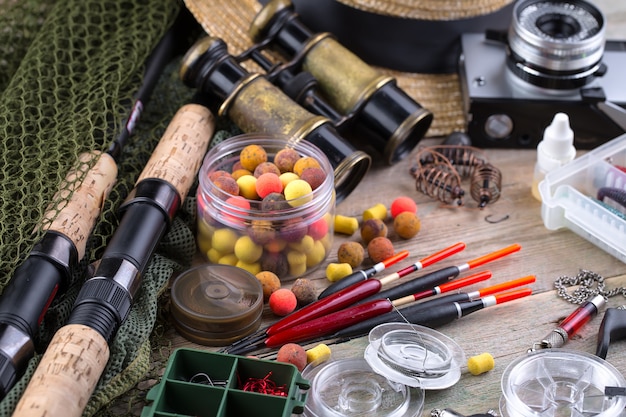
[278,0,515,74]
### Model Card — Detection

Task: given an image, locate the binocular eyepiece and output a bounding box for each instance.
[250,0,434,165]
[180,36,371,202]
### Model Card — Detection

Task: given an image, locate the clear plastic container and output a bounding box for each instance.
[197,134,335,280]
[500,349,626,417]
[538,134,626,263]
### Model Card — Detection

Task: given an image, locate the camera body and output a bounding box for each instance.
[459,0,626,151]
[460,33,626,149]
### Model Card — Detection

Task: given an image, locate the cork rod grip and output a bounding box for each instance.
[44,151,117,260]
[13,104,215,417]
[136,103,216,200]
[13,325,110,417]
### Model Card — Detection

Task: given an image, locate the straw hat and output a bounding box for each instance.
[183,0,515,138]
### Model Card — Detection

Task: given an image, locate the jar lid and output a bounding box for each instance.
[170,264,263,346]
[364,323,465,390]
[302,357,424,417]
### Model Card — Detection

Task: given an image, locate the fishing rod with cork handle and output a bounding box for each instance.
[13,97,215,417]
[0,9,198,400]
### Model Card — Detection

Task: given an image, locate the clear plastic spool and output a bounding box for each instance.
[500,349,626,417]
[302,358,424,417]
[364,323,465,390]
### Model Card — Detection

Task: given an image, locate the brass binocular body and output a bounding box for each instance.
[180,0,434,201]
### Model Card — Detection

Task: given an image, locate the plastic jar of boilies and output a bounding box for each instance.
[196,134,336,280]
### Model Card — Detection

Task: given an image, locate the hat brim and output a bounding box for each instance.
[183,0,466,137]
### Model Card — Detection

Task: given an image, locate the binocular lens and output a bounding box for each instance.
[356,81,433,164]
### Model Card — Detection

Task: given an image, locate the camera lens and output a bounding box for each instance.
[535,13,581,39]
[507,0,605,90]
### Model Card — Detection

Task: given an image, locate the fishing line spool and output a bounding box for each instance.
[301,323,467,417]
[364,323,465,390]
[169,264,264,346]
[499,349,626,417]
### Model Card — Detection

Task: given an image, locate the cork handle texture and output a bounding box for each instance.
[12,104,215,417]
[13,324,110,417]
[44,151,117,260]
[136,103,215,200]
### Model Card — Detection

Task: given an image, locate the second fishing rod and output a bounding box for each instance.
[0,9,198,401]
[12,92,216,417]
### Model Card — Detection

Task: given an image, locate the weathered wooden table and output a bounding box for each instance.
[134,141,626,417]
[104,1,626,414]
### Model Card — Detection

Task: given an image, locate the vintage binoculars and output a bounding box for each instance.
[180,36,371,202]
[250,0,433,164]
[180,0,433,201]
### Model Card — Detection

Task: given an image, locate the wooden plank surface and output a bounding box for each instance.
[154,143,626,417]
[103,1,626,414]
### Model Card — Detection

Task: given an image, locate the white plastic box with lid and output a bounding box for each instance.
[538,134,626,263]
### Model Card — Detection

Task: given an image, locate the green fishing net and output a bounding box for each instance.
[0,0,227,415]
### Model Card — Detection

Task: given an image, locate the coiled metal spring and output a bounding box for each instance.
[470,163,502,208]
[412,148,464,206]
[413,145,501,208]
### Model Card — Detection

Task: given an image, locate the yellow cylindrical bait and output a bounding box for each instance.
[306,343,331,366]
[334,214,359,235]
[363,203,387,221]
[325,263,353,282]
[467,352,495,376]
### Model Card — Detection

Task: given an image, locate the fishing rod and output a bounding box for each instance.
[222,242,465,354]
[227,270,493,355]
[0,9,197,400]
[264,288,533,348]
[355,243,521,305]
[12,96,215,417]
[318,242,465,299]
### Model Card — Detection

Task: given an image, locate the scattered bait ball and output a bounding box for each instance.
[291,278,317,306]
[269,288,298,316]
[337,241,365,268]
[276,343,308,371]
[393,211,421,239]
[255,271,281,302]
[367,236,395,263]
[360,218,388,244]
[390,196,418,218]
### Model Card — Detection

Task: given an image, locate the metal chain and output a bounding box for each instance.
[554,269,626,304]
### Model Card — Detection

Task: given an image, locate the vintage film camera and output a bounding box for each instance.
[460,0,626,149]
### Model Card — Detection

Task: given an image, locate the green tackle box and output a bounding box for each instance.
[140,348,310,417]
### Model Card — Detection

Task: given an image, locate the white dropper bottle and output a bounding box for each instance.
[531,112,576,201]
